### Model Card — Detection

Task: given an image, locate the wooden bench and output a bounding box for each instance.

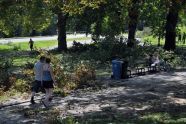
[127,60,159,77]
[147,65,158,73]
[136,67,146,75]
[117,59,161,79]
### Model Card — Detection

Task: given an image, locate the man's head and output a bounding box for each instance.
[45,58,51,64]
[39,56,46,63]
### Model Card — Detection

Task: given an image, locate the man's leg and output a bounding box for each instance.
[30,91,36,104]
[30,81,40,104]
[42,89,49,108]
[48,88,53,102]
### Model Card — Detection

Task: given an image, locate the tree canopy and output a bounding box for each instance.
[0,0,186,50]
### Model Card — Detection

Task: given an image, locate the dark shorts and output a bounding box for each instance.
[43,80,54,89]
[30,44,33,49]
[31,80,45,93]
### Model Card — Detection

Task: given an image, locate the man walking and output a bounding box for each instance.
[30,56,45,104]
[29,38,34,51]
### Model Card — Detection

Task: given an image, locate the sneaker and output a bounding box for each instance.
[41,100,48,108]
[30,97,36,104]
[49,97,53,102]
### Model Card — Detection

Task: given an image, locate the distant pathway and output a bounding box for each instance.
[0,34,90,44]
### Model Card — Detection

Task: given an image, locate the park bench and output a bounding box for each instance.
[127,59,159,78]
[112,57,171,79]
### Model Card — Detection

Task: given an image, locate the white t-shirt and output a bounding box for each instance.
[34,61,43,81]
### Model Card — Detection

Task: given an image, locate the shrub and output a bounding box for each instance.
[48,116,78,124]
[25,61,34,69]
[13,44,21,51]
[13,79,30,93]
[53,88,67,97]
[0,87,4,96]
[74,61,96,85]
[158,49,182,68]
[0,57,13,90]
[70,41,87,52]
[0,57,13,69]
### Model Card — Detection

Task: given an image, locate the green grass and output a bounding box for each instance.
[142,35,165,46]
[0,37,91,51]
[143,35,186,47]
[13,56,37,67]
[136,26,186,47]
[179,26,186,33]
[49,112,186,124]
[139,113,186,124]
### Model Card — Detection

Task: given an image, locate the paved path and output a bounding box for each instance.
[45,40,92,50]
[0,34,90,44]
[1,71,186,123]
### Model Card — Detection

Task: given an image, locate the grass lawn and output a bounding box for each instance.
[13,56,37,67]
[142,35,165,46]
[179,26,186,33]
[51,111,186,124]
[0,37,91,51]
[136,26,186,47]
[143,35,186,47]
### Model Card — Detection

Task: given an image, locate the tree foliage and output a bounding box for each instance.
[0,0,53,37]
[1,0,186,50]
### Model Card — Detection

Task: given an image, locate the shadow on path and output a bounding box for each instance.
[1,71,186,123]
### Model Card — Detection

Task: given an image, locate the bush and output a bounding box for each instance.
[70,41,87,52]
[25,61,34,69]
[9,69,34,93]
[53,88,67,97]
[0,57,13,69]
[0,87,4,96]
[157,49,183,68]
[13,79,30,93]
[48,116,77,124]
[0,57,13,90]
[74,61,96,85]
[13,44,21,51]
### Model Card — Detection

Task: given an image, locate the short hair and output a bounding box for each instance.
[46,58,51,64]
[40,56,46,62]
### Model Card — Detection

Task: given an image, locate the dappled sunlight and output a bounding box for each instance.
[168,97,186,105]
[1,71,186,123]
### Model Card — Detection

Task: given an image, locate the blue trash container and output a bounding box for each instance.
[112,60,123,79]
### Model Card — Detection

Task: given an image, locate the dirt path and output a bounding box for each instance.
[1,71,186,123]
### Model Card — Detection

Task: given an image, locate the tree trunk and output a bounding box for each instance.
[164,2,179,51]
[127,0,139,47]
[158,34,161,46]
[57,13,68,51]
[93,6,104,39]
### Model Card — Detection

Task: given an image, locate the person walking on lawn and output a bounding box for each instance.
[41,58,56,108]
[30,56,46,104]
[29,38,34,51]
